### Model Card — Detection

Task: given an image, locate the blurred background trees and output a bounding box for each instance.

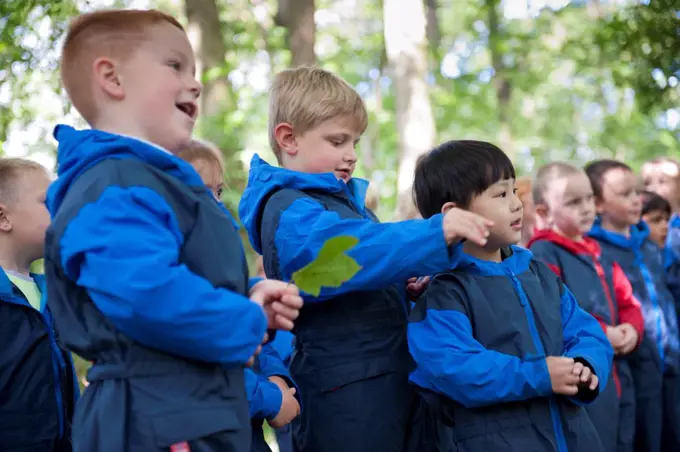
[2,0,679,223]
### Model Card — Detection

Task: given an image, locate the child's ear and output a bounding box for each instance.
[535,203,550,221]
[93,57,125,100]
[441,201,457,215]
[0,205,12,233]
[594,197,605,215]
[274,123,297,156]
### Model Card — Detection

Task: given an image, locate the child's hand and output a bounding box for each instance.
[250,280,303,331]
[606,325,625,349]
[572,360,599,391]
[442,208,494,246]
[268,376,300,428]
[614,323,639,355]
[406,276,430,300]
[546,356,580,396]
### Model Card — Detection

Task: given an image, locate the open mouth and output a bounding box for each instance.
[336,169,352,179]
[176,101,197,120]
[510,218,522,229]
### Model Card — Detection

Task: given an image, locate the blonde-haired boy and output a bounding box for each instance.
[239,67,493,451]
[0,158,80,451]
[44,9,302,452]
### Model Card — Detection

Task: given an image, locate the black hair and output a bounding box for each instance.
[641,190,672,217]
[584,159,633,199]
[413,140,515,219]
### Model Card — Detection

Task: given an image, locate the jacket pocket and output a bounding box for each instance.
[151,407,242,448]
[317,355,403,393]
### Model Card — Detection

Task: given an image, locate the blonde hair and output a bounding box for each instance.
[176,139,224,170]
[533,162,583,205]
[642,156,680,177]
[268,67,368,161]
[60,9,184,124]
[0,158,49,203]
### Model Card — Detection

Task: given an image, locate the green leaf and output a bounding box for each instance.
[291,236,362,297]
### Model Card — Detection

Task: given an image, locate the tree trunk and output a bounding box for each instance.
[486,0,515,160]
[183,0,235,117]
[275,0,316,67]
[424,0,441,64]
[384,0,436,219]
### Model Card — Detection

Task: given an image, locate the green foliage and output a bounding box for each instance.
[291,236,362,296]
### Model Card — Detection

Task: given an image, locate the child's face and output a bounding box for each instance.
[596,168,642,231]
[642,162,680,209]
[643,209,669,248]
[543,172,596,240]
[2,170,52,262]
[467,178,523,248]
[190,158,224,201]
[115,22,201,152]
[280,116,361,183]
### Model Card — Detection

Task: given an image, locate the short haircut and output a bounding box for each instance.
[268,67,368,161]
[413,140,515,219]
[533,162,583,205]
[60,9,184,124]
[641,190,672,217]
[584,159,632,199]
[643,156,680,171]
[0,158,49,203]
[176,139,224,170]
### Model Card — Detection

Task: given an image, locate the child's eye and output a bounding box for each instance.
[217,188,224,198]
[495,191,507,198]
[167,60,181,71]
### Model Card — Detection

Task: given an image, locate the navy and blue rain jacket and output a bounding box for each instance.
[44,126,268,452]
[589,220,680,452]
[238,154,462,452]
[665,214,680,316]
[529,230,643,452]
[409,246,613,452]
[589,220,680,373]
[0,269,79,451]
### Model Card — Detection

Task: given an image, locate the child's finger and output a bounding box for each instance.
[589,375,599,390]
[579,366,591,382]
[280,294,304,309]
[561,384,579,396]
[274,313,295,331]
[271,300,300,320]
[572,362,584,375]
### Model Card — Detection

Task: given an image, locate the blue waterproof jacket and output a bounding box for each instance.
[0,269,79,451]
[409,247,613,452]
[589,220,680,373]
[44,126,268,452]
[239,155,461,452]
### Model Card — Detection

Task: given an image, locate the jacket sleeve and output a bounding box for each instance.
[560,284,614,404]
[245,368,283,420]
[271,196,462,301]
[612,262,644,345]
[59,185,267,365]
[408,278,553,409]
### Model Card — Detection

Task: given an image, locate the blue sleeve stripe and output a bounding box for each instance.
[408,309,552,408]
[60,185,267,365]
[273,197,460,301]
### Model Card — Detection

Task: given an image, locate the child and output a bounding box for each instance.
[528,162,644,452]
[178,143,300,452]
[0,158,79,452]
[176,139,225,200]
[641,190,671,249]
[238,67,493,452]
[409,141,613,452]
[586,159,680,452]
[44,9,302,452]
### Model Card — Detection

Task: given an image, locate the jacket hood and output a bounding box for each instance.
[46,125,203,215]
[528,229,602,258]
[239,154,370,254]
[456,245,533,277]
[588,217,649,252]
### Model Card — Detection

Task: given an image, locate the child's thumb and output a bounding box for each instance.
[289,388,297,395]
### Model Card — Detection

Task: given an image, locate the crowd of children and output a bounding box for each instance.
[2,7,680,452]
